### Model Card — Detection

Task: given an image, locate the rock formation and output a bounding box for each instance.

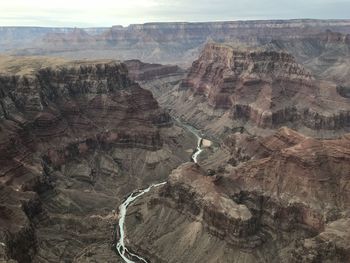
[124,128,350,262]
[124,60,183,82]
[0,60,195,262]
[157,43,350,138]
[124,59,186,100]
[3,19,350,65]
[270,30,350,86]
[1,19,350,263]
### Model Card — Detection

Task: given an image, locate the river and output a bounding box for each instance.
[115,123,204,263]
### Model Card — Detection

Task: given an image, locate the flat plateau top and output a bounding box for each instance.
[0,55,118,76]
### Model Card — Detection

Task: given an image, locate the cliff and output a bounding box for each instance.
[0,60,195,262]
[4,19,350,65]
[124,60,183,81]
[270,30,350,86]
[124,129,350,262]
[163,43,350,137]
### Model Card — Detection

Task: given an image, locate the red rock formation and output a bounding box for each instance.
[160,163,258,246]
[125,128,350,262]
[226,132,350,216]
[183,43,313,108]
[221,126,306,166]
[0,61,194,262]
[178,43,350,135]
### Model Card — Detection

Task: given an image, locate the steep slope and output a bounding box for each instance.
[124,59,183,82]
[124,59,186,100]
[270,30,350,86]
[0,60,195,262]
[124,129,350,262]
[157,43,350,138]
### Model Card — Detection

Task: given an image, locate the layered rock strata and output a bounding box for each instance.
[0,61,195,262]
[125,129,350,262]
[4,19,350,65]
[124,60,183,82]
[270,30,350,86]
[159,43,350,138]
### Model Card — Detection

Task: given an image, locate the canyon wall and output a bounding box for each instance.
[0,61,195,262]
[157,43,350,138]
[124,60,183,82]
[3,19,350,66]
[125,129,350,262]
[270,30,350,86]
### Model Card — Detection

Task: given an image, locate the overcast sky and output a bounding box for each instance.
[1,0,349,27]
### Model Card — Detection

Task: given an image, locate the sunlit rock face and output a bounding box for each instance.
[0,61,195,262]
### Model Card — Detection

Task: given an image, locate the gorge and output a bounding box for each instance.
[0,19,349,263]
[116,122,205,263]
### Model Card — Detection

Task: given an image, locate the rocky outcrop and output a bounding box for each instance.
[0,185,41,262]
[163,43,350,137]
[158,164,258,246]
[0,60,196,262]
[291,218,350,262]
[124,60,183,81]
[125,128,350,262]
[0,62,173,169]
[270,30,350,86]
[218,126,306,167]
[182,43,313,109]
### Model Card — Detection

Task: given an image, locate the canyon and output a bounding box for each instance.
[0,58,196,262]
[0,19,349,263]
[124,128,350,262]
[1,19,350,66]
[153,43,350,138]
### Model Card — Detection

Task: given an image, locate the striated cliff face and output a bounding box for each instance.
[0,61,195,262]
[270,30,350,86]
[125,129,350,262]
[182,43,313,109]
[124,59,183,82]
[4,19,350,66]
[0,62,170,165]
[159,164,257,246]
[160,43,350,138]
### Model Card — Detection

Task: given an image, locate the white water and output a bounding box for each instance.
[116,123,203,262]
[192,137,203,163]
[179,122,203,164]
[116,182,166,263]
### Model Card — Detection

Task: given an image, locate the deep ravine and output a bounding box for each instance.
[115,123,204,263]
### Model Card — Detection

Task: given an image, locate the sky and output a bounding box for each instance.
[0,0,349,27]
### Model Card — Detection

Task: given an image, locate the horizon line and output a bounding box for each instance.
[1,18,350,29]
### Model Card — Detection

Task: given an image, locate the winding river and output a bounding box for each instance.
[115,123,203,263]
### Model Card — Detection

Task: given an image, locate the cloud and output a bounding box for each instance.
[0,0,349,27]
